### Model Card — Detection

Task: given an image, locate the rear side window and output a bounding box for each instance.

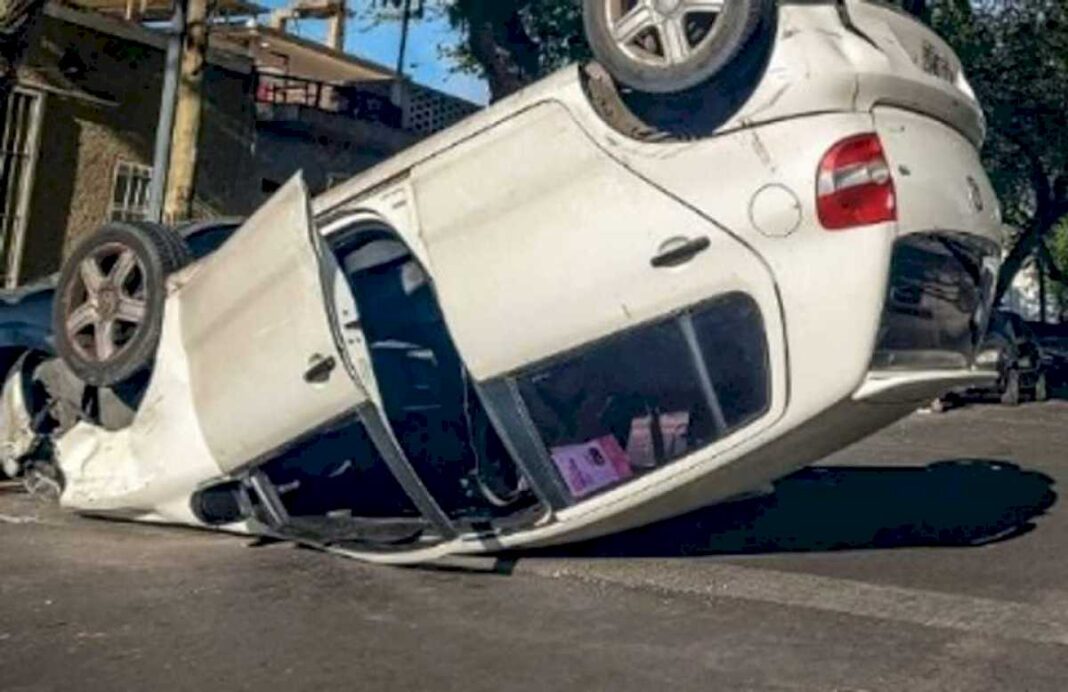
[517,293,770,501]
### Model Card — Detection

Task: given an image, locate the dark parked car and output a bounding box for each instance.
[936,311,1048,411]
[1026,320,1068,391]
[0,219,241,478]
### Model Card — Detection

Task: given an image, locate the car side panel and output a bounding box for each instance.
[873,107,1002,244]
[56,299,229,524]
[563,103,896,431]
[411,101,782,387]
[845,0,985,145]
[178,176,370,474]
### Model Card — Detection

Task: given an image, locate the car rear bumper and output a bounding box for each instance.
[871,232,1000,372]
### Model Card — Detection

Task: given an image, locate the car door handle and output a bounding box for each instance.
[304,354,337,384]
[651,236,711,268]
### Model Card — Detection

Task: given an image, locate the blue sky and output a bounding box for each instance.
[258,1,490,104]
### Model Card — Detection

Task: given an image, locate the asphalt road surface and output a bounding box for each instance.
[2,402,1067,691]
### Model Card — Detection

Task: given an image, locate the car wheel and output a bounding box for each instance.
[583,0,776,94]
[52,221,191,387]
[1035,371,1049,403]
[1000,368,1021,407]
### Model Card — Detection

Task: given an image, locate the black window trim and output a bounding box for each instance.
[501,291,774,507]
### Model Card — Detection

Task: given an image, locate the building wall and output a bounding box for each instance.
[14,9,258,284]
[194,64,260,217]
[255,128,383,198]
[221,27,394,86]
[7,7,483,285]
[254,110,417,200]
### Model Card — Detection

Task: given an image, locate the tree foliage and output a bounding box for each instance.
[435,0,587,101]
[364,0,585,101]
[1045,221,1068,318]
[921,1,1068,303]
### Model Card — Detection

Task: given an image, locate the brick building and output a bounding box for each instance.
[214,23,480,197]
[3,2,259,286]
[0,1,480,287]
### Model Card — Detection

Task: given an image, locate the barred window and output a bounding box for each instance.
[109,161,153,222]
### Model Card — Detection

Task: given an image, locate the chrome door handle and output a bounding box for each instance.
[651,236,711,268]
[304,354,337,384]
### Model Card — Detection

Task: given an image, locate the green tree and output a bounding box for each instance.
[438,0,587,101]
[928,0,1068,305]
[1045,221,1068,319]
[362,0,585,101]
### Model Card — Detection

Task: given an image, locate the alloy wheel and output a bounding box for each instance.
[604,0,726,67]
[62,242,149,364]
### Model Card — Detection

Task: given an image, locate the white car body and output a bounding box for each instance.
[53,0,1005,564]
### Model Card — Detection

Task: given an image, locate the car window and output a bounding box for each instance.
[259,416,421,521]
[516,293,770,502]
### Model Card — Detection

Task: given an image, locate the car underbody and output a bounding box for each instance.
[0,1,1007,565]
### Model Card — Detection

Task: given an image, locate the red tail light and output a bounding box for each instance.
[816,133,897,230]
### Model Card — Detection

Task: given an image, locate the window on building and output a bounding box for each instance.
[109,161,153,222]
[0,89,44,288]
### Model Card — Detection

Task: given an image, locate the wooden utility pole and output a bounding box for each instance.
[163,0,209,222]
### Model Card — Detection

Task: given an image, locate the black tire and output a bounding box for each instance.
[153,222,194,272]
[1000,369,1021,407]
[52,221,191,387]
[583,0,776,94]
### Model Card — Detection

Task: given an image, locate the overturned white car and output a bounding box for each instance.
[2,0,1005,564]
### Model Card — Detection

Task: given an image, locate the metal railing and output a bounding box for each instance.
[254,73,404,130]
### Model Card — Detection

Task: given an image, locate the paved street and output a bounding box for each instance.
[2,402,1067,691]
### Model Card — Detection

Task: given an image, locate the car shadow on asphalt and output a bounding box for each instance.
[526,460,1057,559]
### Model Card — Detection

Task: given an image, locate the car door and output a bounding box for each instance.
[411,101,786,506]
[176,175,378,475]
[411,101,783,383]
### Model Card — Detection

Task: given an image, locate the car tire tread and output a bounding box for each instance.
[52,221,191,388]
